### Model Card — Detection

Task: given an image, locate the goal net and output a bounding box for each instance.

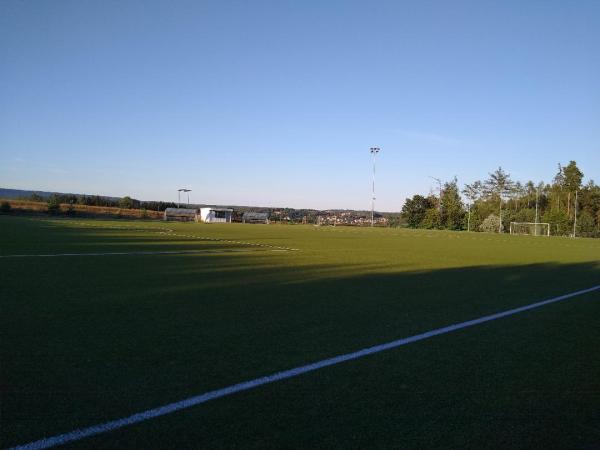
[510,222,550,236]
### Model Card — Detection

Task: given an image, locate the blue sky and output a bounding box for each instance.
[1,0,599,211]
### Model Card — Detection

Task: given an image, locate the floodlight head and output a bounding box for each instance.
[370,147,380,154]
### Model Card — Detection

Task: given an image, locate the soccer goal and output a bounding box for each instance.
[510,222,550,236]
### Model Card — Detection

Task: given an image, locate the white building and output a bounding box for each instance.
[199,207,233,223]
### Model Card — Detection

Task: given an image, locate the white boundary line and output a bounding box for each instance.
[9,284,600,450]
[61,221,300,251]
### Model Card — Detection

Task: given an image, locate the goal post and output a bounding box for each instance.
[510,222,550,236]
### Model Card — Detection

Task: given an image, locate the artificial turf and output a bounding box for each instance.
[1,215,599,448]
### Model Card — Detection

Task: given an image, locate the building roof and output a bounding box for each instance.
[200,207,233,212]
[164,208,197,215]
[243,212,269,218]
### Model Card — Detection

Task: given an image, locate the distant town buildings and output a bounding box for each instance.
[163,206,390,226]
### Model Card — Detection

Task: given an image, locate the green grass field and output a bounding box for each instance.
[2,215,600,449]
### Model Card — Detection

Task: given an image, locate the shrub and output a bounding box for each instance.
[422,208,441,229]
[119,196,134,209]
[576,210,596,237]
[542,210,571,236]
[0,201,11,213]
[47,195,61,215]
[480,214,501,233]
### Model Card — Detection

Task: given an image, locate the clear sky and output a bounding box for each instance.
[1,0,599,211]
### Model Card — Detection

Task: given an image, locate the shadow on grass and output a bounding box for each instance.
[2,218,600,448]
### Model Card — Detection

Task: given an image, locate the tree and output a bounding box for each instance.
[401,195,433,228]
[576,210,596,237]
[28,193,44,202]
[551,163,565,211]
[0,201,11,213]
[510,181,524,210]
[484,167,514,232]
[480,214,501,233]
[420,208,440,229]
[462,181,482,232]
[562,161,583,192]
[562,160,584,217]
[524,181,536,208]
[440,178,464,230]
[47,195,61,214]
[542,209,571,236]
[119,196,134,209]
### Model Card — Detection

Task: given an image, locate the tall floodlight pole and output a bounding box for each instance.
[499,189,506,233]
[534,188,539,236]
[573,190,578,237]
[181,189,191,205]
[370,147,380,227]
[177,189,183,208]
[467,203,471,232]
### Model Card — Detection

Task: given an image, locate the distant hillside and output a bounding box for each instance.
[0,188,120,201]
[0,187,398,215]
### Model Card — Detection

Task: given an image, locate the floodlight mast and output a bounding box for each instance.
[370,147,380,227]
[535,188,539,236]
[573,190,578,237]
[177,188,191,208]
[183,189,192,205]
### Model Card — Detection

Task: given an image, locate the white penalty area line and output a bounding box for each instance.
[0,249,291,258]
[10,284,600,450]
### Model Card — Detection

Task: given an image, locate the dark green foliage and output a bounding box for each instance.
[404,161,598,236]
[542,209,571,236]
[401,195,433,228]
[0,201,11,213]
[46,195,61,214]
[422,208,441,229]
[118,196,134,209]
[440,178,465,230]
[562,161,583,192]
[386,214,404,228]
[27,193,44,202]
[576,210,597,237]
[511,208,536,223]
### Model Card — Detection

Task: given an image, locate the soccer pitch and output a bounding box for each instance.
[2,216,600,449]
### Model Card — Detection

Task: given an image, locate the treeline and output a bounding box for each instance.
[401,161,600,237]
[24,193,178,212]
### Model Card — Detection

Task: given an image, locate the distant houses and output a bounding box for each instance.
[163,206,389,226]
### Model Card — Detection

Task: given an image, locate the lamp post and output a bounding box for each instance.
[370,147,380,227]
[573,190,578,238]
[535,187,539,236]
[177,188,191,207]
[182,189,191,206]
